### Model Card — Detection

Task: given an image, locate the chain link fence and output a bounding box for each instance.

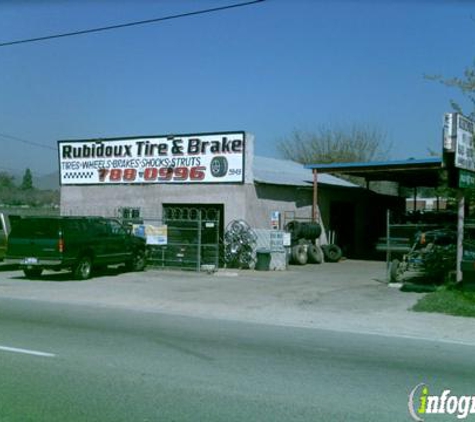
[59,205,222,272]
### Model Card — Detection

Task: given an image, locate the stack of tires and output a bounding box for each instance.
[285,221,342,265]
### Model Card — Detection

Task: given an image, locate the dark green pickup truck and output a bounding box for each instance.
[6,216,146,279]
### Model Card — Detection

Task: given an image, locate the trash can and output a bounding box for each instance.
[255,248,271,271]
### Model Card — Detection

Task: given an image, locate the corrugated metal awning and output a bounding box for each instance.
[304,158,444,188]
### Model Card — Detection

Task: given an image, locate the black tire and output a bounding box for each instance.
[322,244,342,263]
[23,267,43,279]
[300,223,322,241]
[73,256,93,280]
[307,244,324,264]
[285,221,302,242]
[291,245,308,265]
[210,157,229,178]
[126,249,146,272]
[389,259,400,282]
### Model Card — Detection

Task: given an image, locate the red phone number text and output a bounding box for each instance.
[98,167,207,182]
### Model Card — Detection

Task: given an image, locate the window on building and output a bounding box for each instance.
[119,207,141,220]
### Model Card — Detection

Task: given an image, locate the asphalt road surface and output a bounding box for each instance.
[0,298,474,422]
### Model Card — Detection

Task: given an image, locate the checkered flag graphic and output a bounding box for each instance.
[63,171,94,180]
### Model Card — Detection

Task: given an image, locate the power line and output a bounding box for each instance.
[0,0,265,48]
[0,133,56,150]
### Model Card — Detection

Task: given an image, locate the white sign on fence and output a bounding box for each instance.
[133,224,168,245]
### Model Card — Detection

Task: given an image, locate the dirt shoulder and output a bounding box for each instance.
[1,260,475,345]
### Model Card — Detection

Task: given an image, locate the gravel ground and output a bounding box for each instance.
[1,260,475,345]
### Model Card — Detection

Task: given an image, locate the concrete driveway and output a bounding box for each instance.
[1,260,475,345]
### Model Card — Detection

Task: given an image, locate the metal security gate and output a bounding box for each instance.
[145,205,222,271]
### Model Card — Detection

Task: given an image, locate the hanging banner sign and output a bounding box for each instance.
[443,113,475,171]
[58,132,245,185]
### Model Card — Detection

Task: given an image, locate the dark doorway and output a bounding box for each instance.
[329,201,356,258]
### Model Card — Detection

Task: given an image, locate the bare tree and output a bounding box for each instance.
[426,58,475,207]
[277,124,391,164]
[426,60,475,120]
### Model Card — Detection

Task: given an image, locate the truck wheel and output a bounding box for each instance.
[73,256,93,280]
[307,244,324,264]
[23,268,43,279]
[126,249,146,272]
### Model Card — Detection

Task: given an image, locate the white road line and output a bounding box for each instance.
[0,345,56,357]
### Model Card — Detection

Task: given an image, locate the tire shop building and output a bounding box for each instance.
[58,131,401,268]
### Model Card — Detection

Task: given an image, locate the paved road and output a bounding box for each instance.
[0,298,474,422]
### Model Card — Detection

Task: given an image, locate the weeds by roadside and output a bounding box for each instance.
[412,285,475,318]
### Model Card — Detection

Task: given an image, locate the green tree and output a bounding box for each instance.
[0,169,58,208]
[21,168,33,191]
[277,124,391,165]
[0,171,14,188]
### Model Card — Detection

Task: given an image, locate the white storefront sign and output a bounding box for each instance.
[443,113,475,171]
[58,132,245,185]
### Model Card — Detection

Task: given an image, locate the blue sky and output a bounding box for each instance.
[1,0,474,176]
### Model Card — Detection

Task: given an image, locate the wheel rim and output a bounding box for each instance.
[79,259,91,278]
[135,253,145,270]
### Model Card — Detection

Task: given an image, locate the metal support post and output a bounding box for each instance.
[312,170,318,222]
[457,190,465,283]
[197,210,202,272]
[386,209,391,282]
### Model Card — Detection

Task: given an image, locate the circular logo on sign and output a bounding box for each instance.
[210,157,228,178]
